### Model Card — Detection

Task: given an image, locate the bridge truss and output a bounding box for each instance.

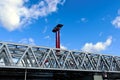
[0,42,120,73]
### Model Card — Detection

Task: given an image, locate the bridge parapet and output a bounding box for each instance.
[0,42,120,73]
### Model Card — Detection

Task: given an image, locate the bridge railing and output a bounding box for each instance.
[0,42,120,73]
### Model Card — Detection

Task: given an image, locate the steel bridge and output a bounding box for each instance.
[0,42,120,80]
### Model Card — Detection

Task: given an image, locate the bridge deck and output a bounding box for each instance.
[0,67,120,80]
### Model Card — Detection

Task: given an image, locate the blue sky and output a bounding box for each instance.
[0,0,120,55]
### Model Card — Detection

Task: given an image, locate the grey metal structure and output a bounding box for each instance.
[0,41,120,74]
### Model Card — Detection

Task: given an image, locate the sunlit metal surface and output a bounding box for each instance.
[0,41,120,73]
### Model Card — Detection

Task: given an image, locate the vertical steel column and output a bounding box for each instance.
[52,24,63,49]
[56,31,58,48]
[24,69,27,80]
[56,30,60,48]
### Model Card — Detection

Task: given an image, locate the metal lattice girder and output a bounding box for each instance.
[0,42,120,73]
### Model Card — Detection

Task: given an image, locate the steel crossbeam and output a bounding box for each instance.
[0,42,120,73]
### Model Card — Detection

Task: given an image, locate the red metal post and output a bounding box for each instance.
[52,24,63,48]
[56,31,58,48]
[58,30,60,48]
[56,30,60,48]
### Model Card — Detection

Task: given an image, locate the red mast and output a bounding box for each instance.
[52,24,63,48]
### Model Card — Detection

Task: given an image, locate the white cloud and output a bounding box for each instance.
[112,9,120,28]
[77,18,88,23]
[60,0,66,5]
[60,44,67,49]
[45,18,48,23]
[42,26,48,33]
[81,18,88,22]
[19,38,35,45]
[0,0,65,31]
[82,37,112,53]
[112,16,120,28]
[44,35,50,39]
[99,32,103,37]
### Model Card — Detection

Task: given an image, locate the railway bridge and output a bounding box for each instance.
[0,42,120,80]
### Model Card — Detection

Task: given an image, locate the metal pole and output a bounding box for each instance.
[52,24,63,48]
[56,31,58,48]
[58,30,60,48]
[24,69,27,80]
[56,30,60,48]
